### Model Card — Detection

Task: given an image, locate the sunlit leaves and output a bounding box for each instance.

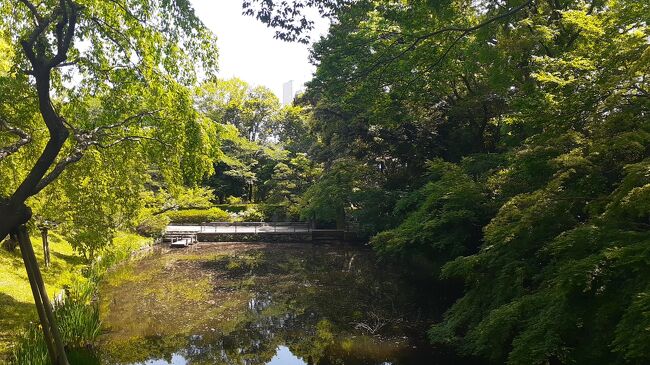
[0,0,220,256]
[300,0,650,363]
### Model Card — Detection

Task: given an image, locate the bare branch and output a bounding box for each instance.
[0,118,32,160]
[92,110,160,133]
[49,0,79,67]
[106,0,145,23]
[53,60,78,68]
[32,126,98,194]
[416,0,534,42]
[33,133,168,194]
[97,135,170,149]
[88,16,148,79]
[33,147,85,194]
[20,15,55,63]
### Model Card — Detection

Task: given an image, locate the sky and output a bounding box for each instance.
[190,0,330,100]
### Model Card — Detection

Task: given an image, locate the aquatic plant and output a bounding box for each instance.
[11,286,100,365]
[11,325,48,365]
[55,288,101,348]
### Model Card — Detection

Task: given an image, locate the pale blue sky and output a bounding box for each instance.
[191,0,330,99]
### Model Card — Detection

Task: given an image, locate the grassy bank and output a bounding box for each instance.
[0,232,151,362]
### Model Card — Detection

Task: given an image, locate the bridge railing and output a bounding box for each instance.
[162,231,198,245]
[197,221,312,234]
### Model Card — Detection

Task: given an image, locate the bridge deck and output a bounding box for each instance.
[163,223,356,246]
[167,223,312,234]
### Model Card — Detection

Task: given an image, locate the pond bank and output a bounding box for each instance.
[0,232,151,364]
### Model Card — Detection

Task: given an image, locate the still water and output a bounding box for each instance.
[94,243,472,365]
[136,346,311,365]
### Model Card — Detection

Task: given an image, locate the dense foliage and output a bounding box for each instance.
[0,0,219,257]
[2,0,648,364]
[291,0,650,363]
[196,78,321,210]
[0,2,219,362]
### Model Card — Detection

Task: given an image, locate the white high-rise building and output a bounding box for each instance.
[282,80,294,105]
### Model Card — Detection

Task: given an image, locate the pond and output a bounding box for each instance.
[93,243,475,365]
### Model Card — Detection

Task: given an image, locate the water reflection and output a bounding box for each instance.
[97,243,475,365]
[138,354,187,365]
[266,346,305,365]
[134,346,305,365]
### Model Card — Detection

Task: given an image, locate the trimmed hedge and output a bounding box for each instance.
[163,205,299,224]
[213,204,251,213]
[164,208,230,224]
[213,204,293,221]
[230,207,265,222]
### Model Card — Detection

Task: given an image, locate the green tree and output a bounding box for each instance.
[242,86,280,142]
[271,105,315,154]
[255,0,650,363]
[196,78,318,204]
[372,157,501,281]
[196,78,280,142]
[299,158,382,229]
[0,1,218,363]
[265,153,321,205]
[430,2,650,362]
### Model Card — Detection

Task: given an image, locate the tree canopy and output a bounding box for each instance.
[0,3,219,360]
[283,0,650,363]
[1,0,649,364]
[0,0,219,249]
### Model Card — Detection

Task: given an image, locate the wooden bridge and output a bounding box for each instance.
[162,231,198,248]
[162,222,357,247]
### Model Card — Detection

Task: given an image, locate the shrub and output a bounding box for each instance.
[164,208,230,223]
[230,207,266,222]
[213,204,250,213]
[11,283,101,365]
[225,196,242,204]
[11,233,149,364]
[86,233,152,281]
[136,215,170,238]
[173,187,215,209]
[259,203,297,221]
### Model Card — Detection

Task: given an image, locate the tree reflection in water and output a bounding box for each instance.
[97,243,476,365]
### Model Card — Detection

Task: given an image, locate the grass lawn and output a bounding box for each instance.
[0,232,84,359]
[0,231,150,361]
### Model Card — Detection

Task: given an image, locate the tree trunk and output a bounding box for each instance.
[2,4,77,364]
[0,201,32,243]
[41,227,50,268]
[16,226,69,365]
[336,207,346,230]
[248,181,255,203]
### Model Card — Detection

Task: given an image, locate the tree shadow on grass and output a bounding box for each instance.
[0,292,36,360]
[50,250,86,267]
